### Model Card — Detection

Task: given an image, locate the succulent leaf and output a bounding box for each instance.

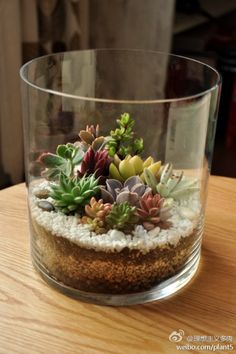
[39,153,65,168]
[133,138,144,155]
[109,163,124,182]
[113,154,121,167]
[143,156,154,168]
[119,159,136,179]
[129,155,143,174]
[106,179,123,197]
[147,161,161,176]
[91,137,105,151]
[156,183,170,197]
[72,149,84,165]
[124,175,142,189]
[116,191,139,205]
[160,163,173,184]
[144,168,157,193]
[56,145,68,158]
[79,130,94,145]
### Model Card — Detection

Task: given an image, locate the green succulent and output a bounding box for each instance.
[50,173,100,214]
[144,163,199,200]
[109,154,161,182]
[38,143,84,180]
[106,113,144,158]
[106,202,138,231]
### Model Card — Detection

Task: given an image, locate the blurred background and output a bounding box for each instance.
[0,0,236,189]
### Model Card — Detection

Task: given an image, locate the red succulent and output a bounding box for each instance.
[136,193,164,230]
[77,147,110,183]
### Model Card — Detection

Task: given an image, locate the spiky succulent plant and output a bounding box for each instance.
[50,173,100,214]
[106,202,138,231]
[101,176,151,206]
[38,143,84,180]
[136,193,164,230]
[77,147,110,183]
[80,197,112,234]
[109,154,161,182]
[147,163,199,200]
[106,113,144,158]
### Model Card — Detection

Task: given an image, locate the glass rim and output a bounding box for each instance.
[20,48,222,105]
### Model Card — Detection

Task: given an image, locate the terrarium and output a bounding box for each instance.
[20,49,221,305]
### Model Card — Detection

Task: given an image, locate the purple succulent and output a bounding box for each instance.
[77,147,110,183]
[101,176,151,206]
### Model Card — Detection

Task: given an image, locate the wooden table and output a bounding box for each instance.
[0,176,235,354]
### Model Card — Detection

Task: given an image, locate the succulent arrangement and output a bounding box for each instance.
[37,113,199,233]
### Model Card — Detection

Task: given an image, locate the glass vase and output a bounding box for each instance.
[20,49,221,306]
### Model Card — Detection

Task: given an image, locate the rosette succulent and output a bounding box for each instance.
[101,176,151,206]
[84,197,112,220]
[106,202,138,231]
[109,154,161,182]
[50,173,100,214]
[78,124,106,152]
[136,193,164,230]
[38,143,84,180]
[144,163,199,200]
[80,197,112,234]
[77,147,110,183]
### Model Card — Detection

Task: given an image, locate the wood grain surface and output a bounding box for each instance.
[0,176,235,354]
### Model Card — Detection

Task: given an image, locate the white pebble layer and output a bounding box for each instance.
[29,181,201,254]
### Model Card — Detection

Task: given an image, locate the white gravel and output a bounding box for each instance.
[29,181,201,254]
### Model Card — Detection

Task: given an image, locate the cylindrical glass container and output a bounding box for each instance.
[20,49,221,306]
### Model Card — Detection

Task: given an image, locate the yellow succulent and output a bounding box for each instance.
[109,154,161,182]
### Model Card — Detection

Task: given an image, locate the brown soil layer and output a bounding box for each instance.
[31,217,199,294]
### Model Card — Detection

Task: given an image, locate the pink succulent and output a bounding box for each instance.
[136,193,164,230]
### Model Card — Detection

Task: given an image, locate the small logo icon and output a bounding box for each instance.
[169,330,185,342]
